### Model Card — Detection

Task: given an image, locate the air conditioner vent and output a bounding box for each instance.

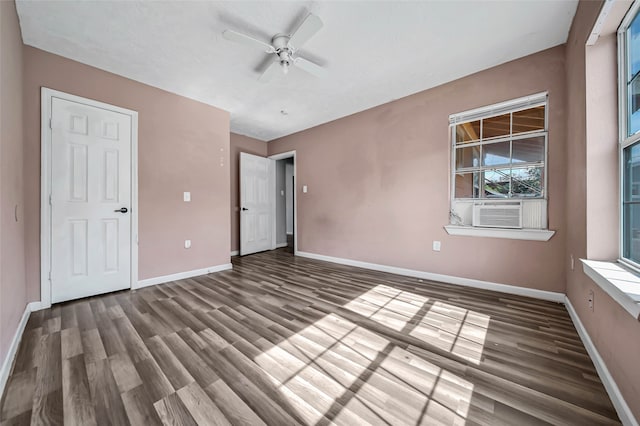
[472,201,522,229]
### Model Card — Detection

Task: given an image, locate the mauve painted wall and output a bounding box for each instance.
[229,133,267,253]
[0,1,27,370]
[23,46,230,301]
[565,0,640,419]
[268,46,567,292]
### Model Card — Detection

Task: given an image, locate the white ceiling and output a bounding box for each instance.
[16,1,578,141]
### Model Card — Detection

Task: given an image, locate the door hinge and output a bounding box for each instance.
[48,270,52,281]
[49,118,52,129]
[49,194,52,206]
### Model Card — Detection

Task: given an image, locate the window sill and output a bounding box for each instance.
[444,225,555,241]
[581,259,640,320]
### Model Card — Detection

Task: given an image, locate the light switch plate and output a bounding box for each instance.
[185,240,191,249]
[184,192,191,202]
[432,241,441,251]
[303,185,308,193]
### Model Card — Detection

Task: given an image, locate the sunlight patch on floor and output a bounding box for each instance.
[254,310,476,425]
[410,301,490,364]
[253,314,376,424]
[343,284,428,331]
[342,284,490,365]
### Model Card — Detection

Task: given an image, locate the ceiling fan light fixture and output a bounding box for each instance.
[281,60,290,74]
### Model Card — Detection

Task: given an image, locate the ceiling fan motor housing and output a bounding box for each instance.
[272,34,293,71]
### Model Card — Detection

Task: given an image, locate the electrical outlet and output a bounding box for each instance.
[184,192,191,202]
[432,241,441,252]
[185,240,191,249]
[588,289,594,311]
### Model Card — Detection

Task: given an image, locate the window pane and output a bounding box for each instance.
[512,106,545,134]
[628,12,640,79]
[511,166,543,198]
[482,113,510,139]
[456,146,480,169]
[624,142,640,203]
[483,169,510,198]
[455,121,480,144]
[623,142,640,263]
[629,75,640,136]
[482,141,510,167]
[623,204,640,263]
[512,136,545,164]
[455,172,479,198]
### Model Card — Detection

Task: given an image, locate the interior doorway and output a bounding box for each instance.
[275,157,294,253]
[270,151,296,254]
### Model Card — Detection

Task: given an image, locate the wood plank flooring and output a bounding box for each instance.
[0,249,620,425]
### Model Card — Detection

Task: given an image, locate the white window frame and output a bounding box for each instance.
[618,1,640,272]
[449,92,549,204]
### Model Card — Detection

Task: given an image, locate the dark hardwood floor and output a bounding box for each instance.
[0,249,620,425]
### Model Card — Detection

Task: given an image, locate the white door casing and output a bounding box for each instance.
[269,150,297,255]
[240,152,276,256]
[41,88,138,307]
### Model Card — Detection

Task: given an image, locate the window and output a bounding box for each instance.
[446,94,551,236]
[450,95,547,200]
[620,4,640,267]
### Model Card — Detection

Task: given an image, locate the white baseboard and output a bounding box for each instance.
[136,263,233,289]
[276,242,288,248]
[0,303,33,400]
[230,250,239,257]
[565,297,638,426]
[27,301,47,312]
[296,251,565,303]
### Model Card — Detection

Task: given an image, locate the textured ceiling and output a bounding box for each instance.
[16,1,578,141]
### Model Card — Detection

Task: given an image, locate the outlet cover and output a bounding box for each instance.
[433,241,441,251]
[185,240,191,249]
[184,192,191,202]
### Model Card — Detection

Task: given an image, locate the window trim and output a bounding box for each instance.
[449,93,549,203]
[618,1,640,269]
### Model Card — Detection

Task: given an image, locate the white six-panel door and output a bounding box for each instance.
[50,97,132,303]
[240,152,275,256]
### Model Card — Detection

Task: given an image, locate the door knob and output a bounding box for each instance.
[241,207,248,211]
[115,207,128,213]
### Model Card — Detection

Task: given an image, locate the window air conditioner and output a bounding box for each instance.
[472,201,522,229]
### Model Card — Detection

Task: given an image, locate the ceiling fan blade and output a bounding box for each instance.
[288,14,323,50]
[222,30,275,53]
[259,60,282,82]
[294,56,326,78]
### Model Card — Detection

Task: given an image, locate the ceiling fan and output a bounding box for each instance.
[222,13,326,82]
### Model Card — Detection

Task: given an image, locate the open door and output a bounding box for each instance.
[240,152,276,255]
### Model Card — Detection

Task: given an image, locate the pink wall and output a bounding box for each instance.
[0,1,27,370]
[565,0,640,419]
[269,46,567,292]
[23,46,231,299]
[586,33,619,260]
[229,133,267,253]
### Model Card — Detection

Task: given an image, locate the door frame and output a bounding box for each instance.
[40,88,139,309]
[269,150,298,255]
